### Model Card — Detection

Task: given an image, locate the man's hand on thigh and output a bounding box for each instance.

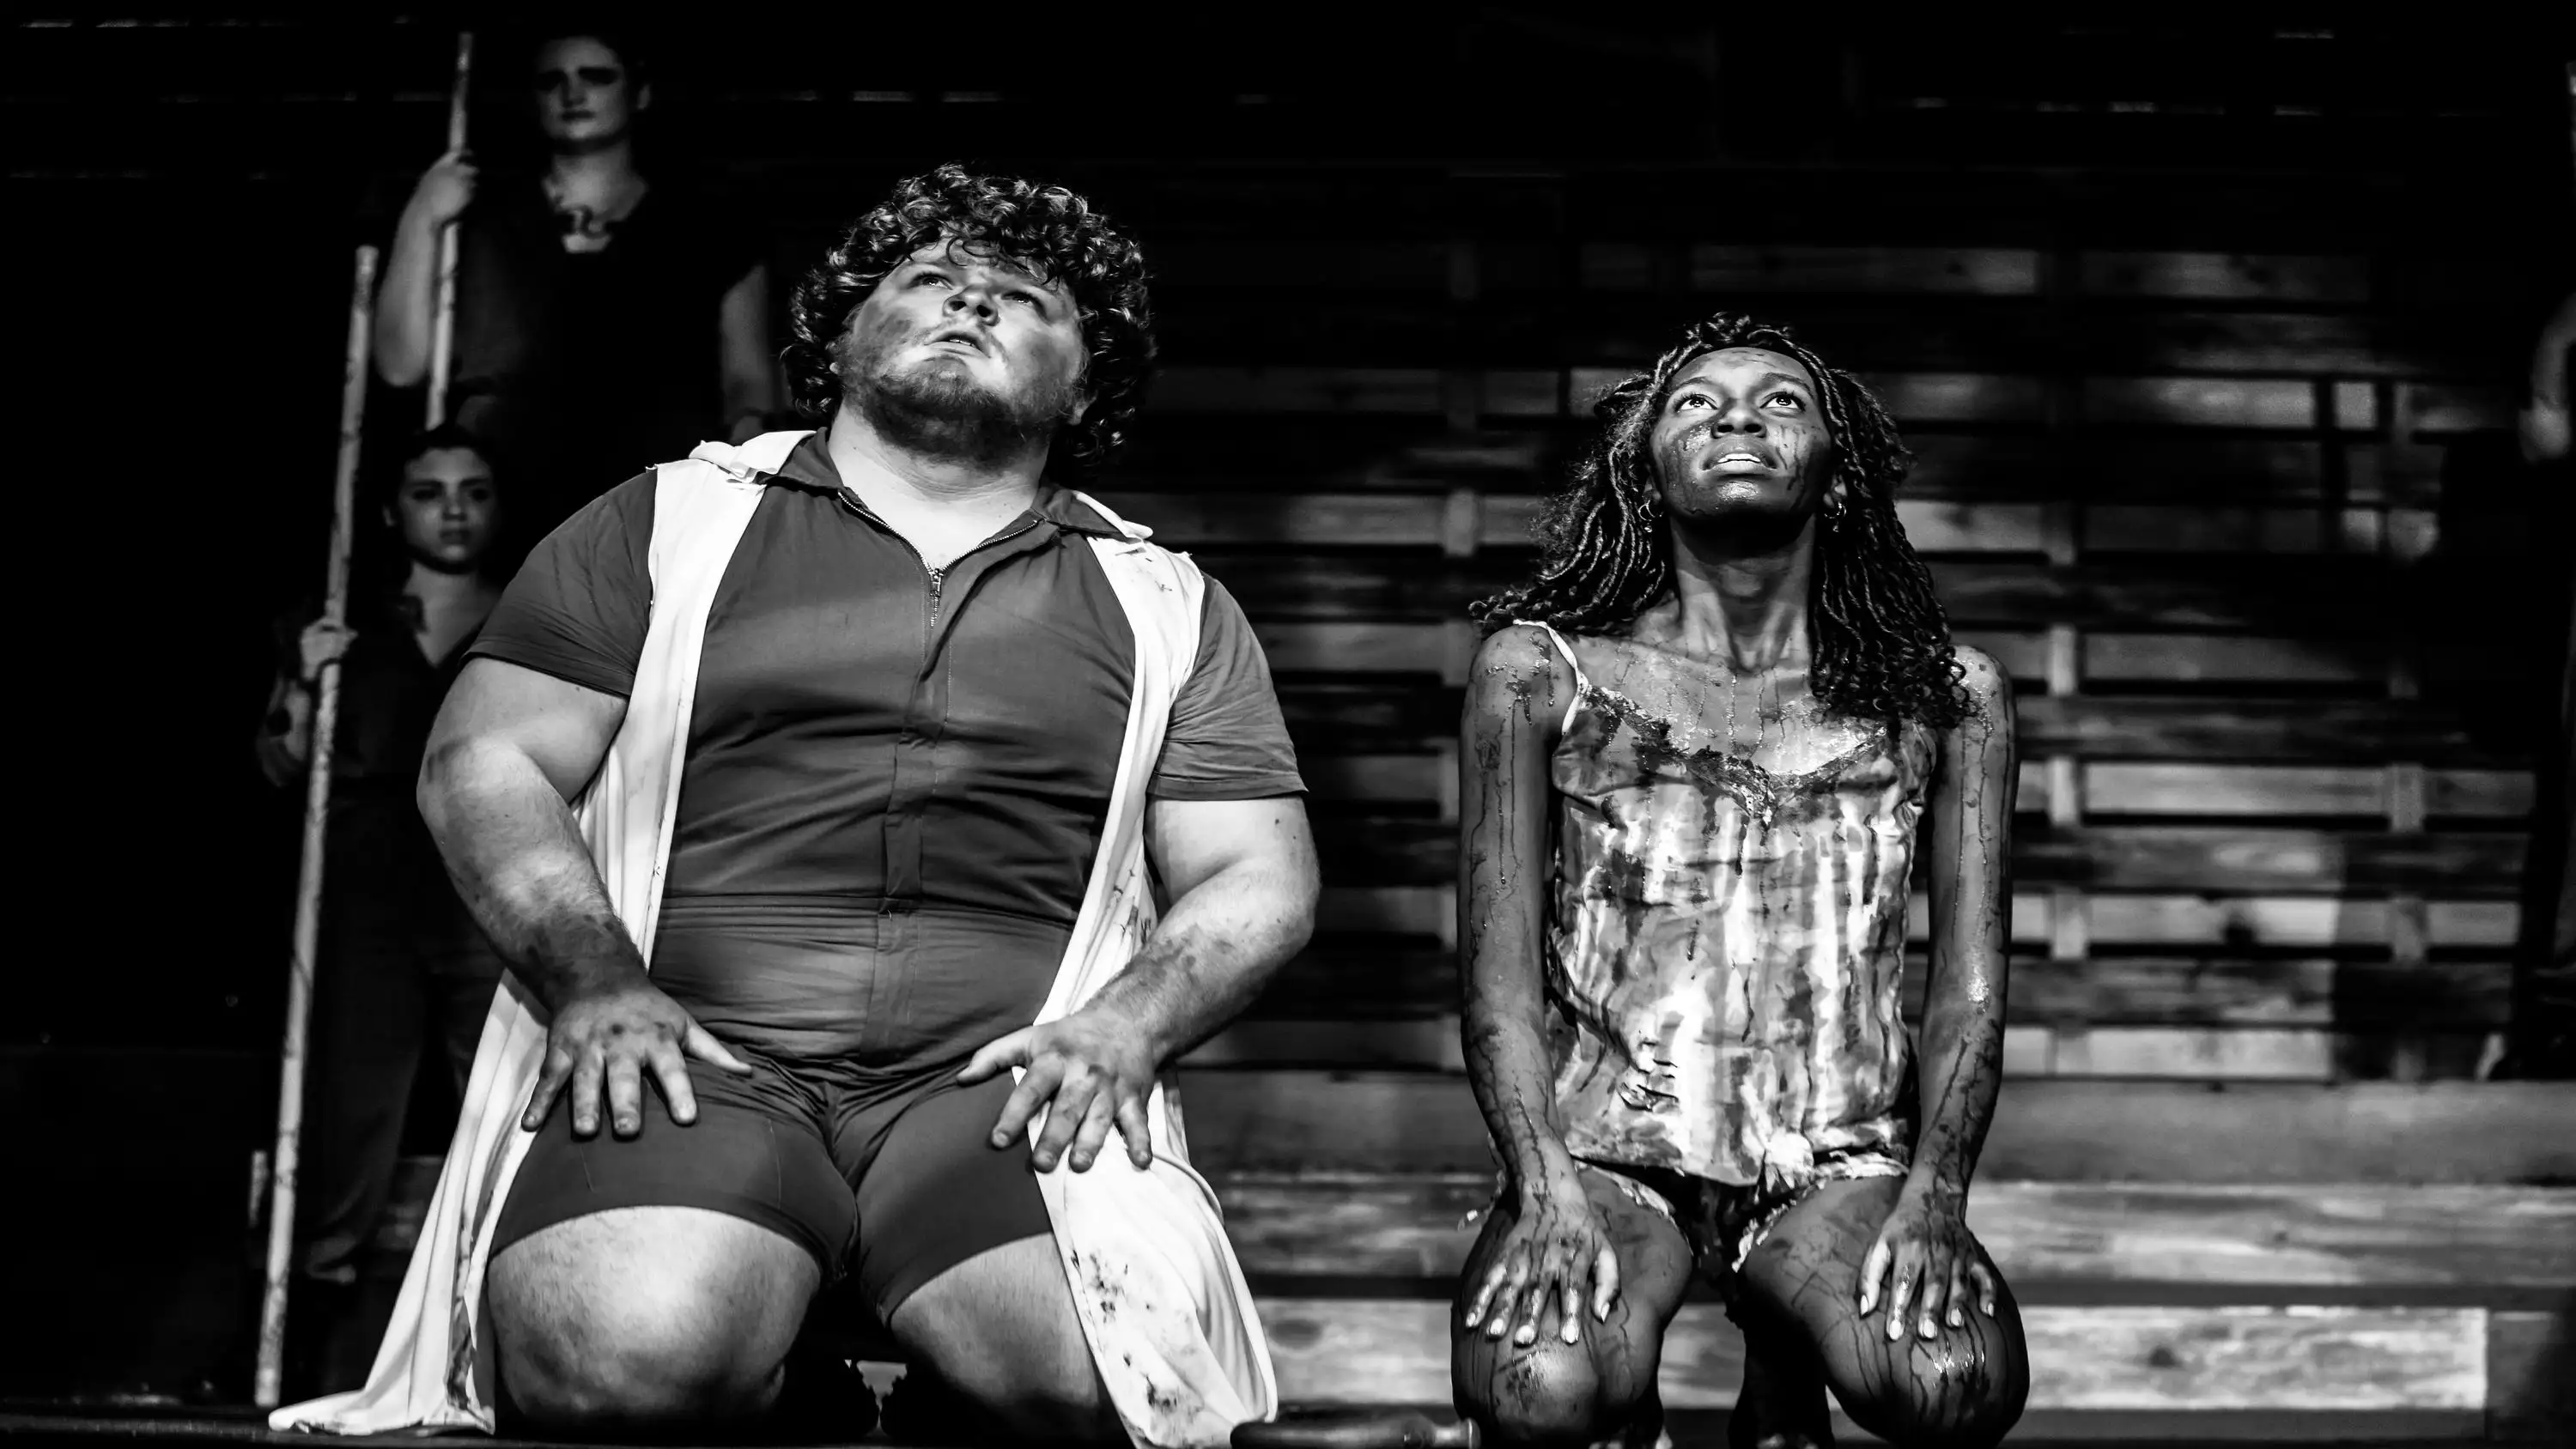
[957,1008,1157,1173]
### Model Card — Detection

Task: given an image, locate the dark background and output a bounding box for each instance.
[5,7,2571,1409]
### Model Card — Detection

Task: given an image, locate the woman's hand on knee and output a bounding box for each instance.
[1856,1185,1999,1343]
[1463,1170,1621,1348]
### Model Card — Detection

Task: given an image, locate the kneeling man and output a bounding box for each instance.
[284,164,1315,1446]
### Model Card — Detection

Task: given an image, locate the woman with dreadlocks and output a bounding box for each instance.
[1450,315,2026,1449]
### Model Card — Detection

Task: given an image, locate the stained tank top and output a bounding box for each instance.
[1523,622,1934,1190]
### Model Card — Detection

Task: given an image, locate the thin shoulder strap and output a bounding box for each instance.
[1511,619,1589,737]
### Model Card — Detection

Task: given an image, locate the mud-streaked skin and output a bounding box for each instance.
[1452,349,2025,1449]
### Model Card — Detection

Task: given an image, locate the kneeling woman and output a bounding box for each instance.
[1453,315,2026,1449]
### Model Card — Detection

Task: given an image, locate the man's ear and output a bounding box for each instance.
[1066,391,1091,427]
[634,81,654,114]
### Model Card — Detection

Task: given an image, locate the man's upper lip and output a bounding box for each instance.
[927,328,987,353]
[1707,440,1777,465]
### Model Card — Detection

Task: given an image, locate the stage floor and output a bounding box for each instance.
[0,1404,2512,1449]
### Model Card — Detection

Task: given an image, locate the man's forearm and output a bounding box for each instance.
[418,736,643,1009]
[1084,857,1312,1065]
[1906,984,2007,1203]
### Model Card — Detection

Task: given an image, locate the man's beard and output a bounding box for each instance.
[836,326,1079,467]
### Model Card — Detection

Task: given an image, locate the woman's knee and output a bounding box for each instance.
[1455,1335,1656,1449]
[1830,1300,2029,1449]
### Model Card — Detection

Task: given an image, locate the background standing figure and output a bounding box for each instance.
[255,424,512,1390]
[1451,315,2028,1449]
[371,21,779,550]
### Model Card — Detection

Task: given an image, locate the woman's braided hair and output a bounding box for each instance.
[1475,313,1968,727]
[784,164,1154,481]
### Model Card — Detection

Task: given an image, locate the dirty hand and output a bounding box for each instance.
[525,974,752,1139]
[404,149,478,230]
[958,1007,1160,1173]
[295,620,356,682]
[1462,1167,1620,1347]
[1857,1185,1999,1340]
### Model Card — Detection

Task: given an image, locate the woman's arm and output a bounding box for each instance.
[374,152,477,387]
[1861,644,2017,1338]
[1458,624,1628,1344]
[1459,624,1577,1192]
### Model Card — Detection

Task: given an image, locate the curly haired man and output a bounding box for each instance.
[1452,316,2028,1449]
[318,167,1316,1444]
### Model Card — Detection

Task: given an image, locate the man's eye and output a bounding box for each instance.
[1767,392,1805,409]
[1006,290,1045,308]
[1674,394,1710,410]
[912,271,952,287]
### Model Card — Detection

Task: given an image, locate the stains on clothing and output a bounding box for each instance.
[1521,623,1930,1193]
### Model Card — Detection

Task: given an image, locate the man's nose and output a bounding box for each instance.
[945,286,999,322]
[1715,404,1765,433]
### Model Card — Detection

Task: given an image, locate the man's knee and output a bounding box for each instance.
[500,1321,782,1431]
[1455,1340,1650,1449]
[487,1211,814,1432]
[891,1238,1120,1443]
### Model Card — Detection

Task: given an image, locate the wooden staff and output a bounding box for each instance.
[424,30,474,427]
[253,243,380,1410]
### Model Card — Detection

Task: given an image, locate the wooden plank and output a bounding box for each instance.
[1292,755,2529,826]
[1212,1175,2576,1288]
[2406,384,2514,435]
[1284,688,2533,769]
[2084,634,2382,684]
[1188,1020,2508,1082]
[2012,697,2527,766]
[2084,764,2379,816]
[1261,1300,2491,1410]
[1178,1074,2576,1181]
[2076,252,2370,302]
[2083,505,2338,554]
[1261,940,2512,1028]
[1686,244,2044,294]
[2084,378,2317,429]
[2012,827,2526,894]
[1146,240,1454,289]
[1112,425,2439,507]
[1315,818,2527,894]
[1151,367,1564,417]
[377,1160,2576,1293]
[2081,895,2518,950]
[1857,372,2050,423]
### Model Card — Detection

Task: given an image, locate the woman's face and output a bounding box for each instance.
[1647,347,1839,529]
[532,35,646,150]
[391,446,500,572]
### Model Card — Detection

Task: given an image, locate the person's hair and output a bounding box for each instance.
[386,422,501,486]
[526,15,653,92]
[783,164,1156,481]
[1474,312,1968,727]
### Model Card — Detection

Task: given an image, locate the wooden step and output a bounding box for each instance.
[1259,1299,2561,1430]
[1176,1076,2576,1181]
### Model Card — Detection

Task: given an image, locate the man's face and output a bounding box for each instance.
[389,446,499,572]
[1648,347,1838,527]
[532,36,645,151]
[835,239,1091,463]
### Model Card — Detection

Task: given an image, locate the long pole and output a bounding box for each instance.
[253,244,380,1410]
[424,30,474,427]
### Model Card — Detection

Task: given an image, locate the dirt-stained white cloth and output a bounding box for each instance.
[274,431,1278,1446]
